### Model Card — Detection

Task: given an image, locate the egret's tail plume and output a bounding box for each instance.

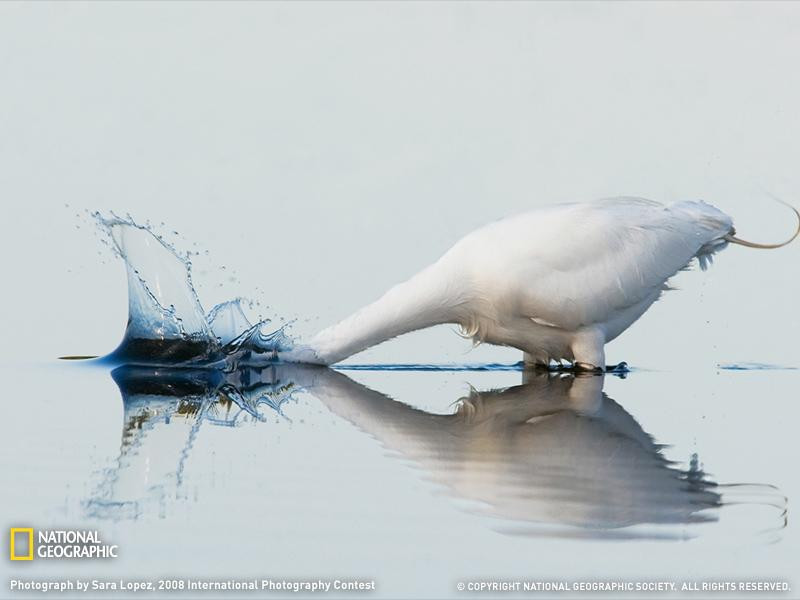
[725,201,800,249]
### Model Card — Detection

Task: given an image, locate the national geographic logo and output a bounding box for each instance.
[9,529,33,561]
[9,528,118,561]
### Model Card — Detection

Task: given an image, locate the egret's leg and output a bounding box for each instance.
[571,327,605,371]
[522,352,549,370]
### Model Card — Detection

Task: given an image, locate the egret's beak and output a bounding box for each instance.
[724,202,800,249]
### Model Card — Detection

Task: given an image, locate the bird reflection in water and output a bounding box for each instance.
[87,365,786,540]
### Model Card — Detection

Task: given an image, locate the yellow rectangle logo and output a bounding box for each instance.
[10,528,34,561]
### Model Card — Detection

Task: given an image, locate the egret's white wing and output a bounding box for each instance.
[452,198,732,330]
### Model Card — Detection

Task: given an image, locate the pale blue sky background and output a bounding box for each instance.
[1,1,798,367]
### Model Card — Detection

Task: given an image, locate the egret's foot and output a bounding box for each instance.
[528,361,624,376]
[528,362,604,375]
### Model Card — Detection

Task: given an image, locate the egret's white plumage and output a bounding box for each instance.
[286,197,796,368]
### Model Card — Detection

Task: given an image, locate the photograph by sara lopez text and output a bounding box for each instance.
[9,578,377,595]
[6,577,792,596]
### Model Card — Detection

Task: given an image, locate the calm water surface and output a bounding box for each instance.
[0,362,795,598]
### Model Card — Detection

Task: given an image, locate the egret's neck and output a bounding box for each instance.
[308,264,462,364]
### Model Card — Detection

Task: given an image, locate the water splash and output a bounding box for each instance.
[206,299,253,345]
[95,214,293,367]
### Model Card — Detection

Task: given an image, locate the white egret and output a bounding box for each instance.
[286,198,799,370]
